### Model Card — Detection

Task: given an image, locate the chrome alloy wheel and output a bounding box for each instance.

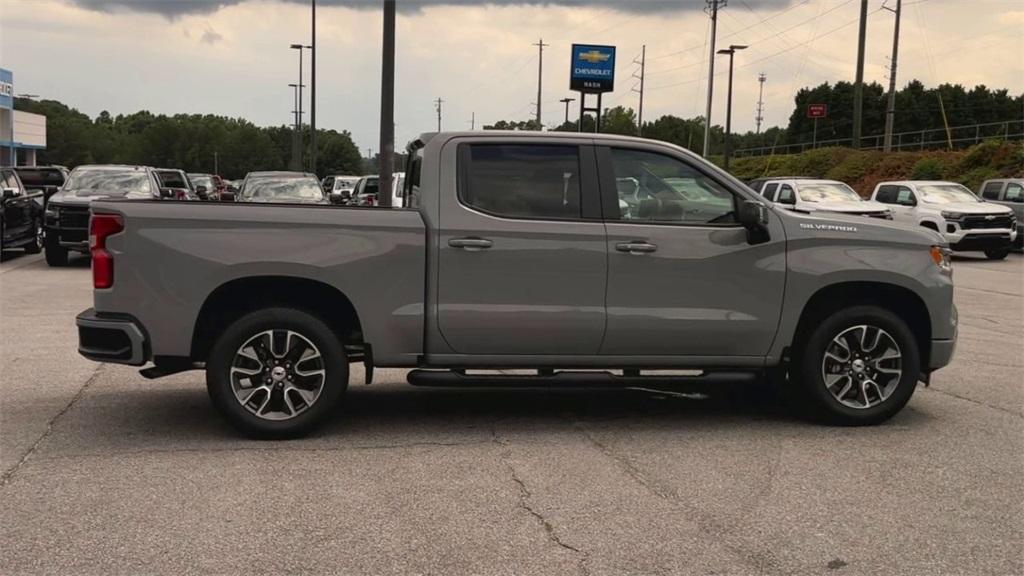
[229,330,326,421]
[821,325,903,410]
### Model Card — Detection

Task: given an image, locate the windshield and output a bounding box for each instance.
[243,177,325,202]
[797,182,862,202]
[360,178,380,195]
[63,169,153,198]
[334,177,359,190]
[189,175,214,190]
[918,184,980,204]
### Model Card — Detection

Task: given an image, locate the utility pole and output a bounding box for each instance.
[289,83,301,170]
[290,43,311,169]
[882,0,901,152]
[379,0,395,207]
[214,151,219,175]
[310,0,317,176]
[633,45,646,136]
[755,72,766,134]
[434,98,444,132]
[533,38,549,129]
[559,97,575,125]
[470,112,475,130]
[852,0,868,148]
[702,0,725,158]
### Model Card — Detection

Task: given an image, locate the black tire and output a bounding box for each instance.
[206,307,349,438]
[44,238,68,266]
[984,248,1010,260]
[792,305,920,426]
[24,219,42,254]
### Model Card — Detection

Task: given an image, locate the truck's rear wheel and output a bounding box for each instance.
[793,305,920,426]
[206,307,348,438]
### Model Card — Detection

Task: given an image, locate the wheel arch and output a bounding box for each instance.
[191,275,364,362]
[790,281,932,371]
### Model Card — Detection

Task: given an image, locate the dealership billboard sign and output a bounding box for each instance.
[570,44,616,93]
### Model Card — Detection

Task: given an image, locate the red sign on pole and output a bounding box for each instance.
[807,104,828,119]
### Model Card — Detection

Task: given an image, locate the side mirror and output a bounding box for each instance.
[739,200,770,244]
[1,187,17,200]
[196,185,207,194]
[159,187,175,198]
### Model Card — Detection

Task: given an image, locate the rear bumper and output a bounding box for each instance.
[76,308,149,366]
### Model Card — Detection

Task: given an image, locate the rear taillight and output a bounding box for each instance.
[90,214,124,289]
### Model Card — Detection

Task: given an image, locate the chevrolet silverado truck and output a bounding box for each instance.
[76,132,957,438]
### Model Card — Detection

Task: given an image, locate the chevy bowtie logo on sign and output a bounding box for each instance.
[578,50,611,64]
[570,44,616,93]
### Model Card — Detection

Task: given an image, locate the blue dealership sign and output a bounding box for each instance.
[0,68,13,110]
[570,44,615,94]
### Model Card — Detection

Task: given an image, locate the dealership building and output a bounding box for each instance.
[1,68,47,166]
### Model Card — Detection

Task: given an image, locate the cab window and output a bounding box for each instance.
[776,185,796,205]
[608,148,737,224]
[981,181,1003,200]
[763,183,779,201]
[875,185,898,204]
[896,187,916,206]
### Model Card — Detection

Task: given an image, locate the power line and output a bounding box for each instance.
[646,0,854,78]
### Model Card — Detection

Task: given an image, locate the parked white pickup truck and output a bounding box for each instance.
[870,180,1017,259]
[759,178,892,219]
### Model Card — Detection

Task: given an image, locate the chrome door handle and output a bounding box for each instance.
[448,237,493,250]
[615,241,657,254]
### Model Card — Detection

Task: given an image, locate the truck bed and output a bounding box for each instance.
[89,200,427,365]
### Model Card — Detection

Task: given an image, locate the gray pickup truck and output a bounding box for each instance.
[76,132,957,437]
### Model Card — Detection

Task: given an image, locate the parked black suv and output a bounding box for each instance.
[12,165,68,207]
[44,165,163,266]
[1,167,44,255]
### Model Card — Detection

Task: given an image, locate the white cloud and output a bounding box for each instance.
[2,0,1021,152]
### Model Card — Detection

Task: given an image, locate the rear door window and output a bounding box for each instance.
[763,182,779,201]
[1004,183,1023,202]
[459,144,581,220]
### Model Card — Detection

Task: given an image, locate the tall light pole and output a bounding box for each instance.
[379,0,396,207]
[702,0,725,158]
[434,98,444,132]
[290,43,312,169]
[559,97,575,125]
[717,44,746,171]
[310,0,317,176]
[755,73,766,135]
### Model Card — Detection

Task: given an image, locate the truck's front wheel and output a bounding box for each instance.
[794,305,920,426]
[207,307,349,438]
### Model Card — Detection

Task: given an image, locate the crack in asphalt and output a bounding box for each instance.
[568,418,785,576]
[923,386,1023,419]
[1,363,105,488]
[490,422,590,576]
[29,440,494,462]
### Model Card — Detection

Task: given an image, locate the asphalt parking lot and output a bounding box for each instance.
[1,250,1021,576]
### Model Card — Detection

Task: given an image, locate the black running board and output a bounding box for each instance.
[406,369,756,388]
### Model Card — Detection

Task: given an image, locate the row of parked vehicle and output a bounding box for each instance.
[0,163,414,266]
[746,177,1022,260]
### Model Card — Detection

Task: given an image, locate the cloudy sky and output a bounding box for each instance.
[2,0,1022,153]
